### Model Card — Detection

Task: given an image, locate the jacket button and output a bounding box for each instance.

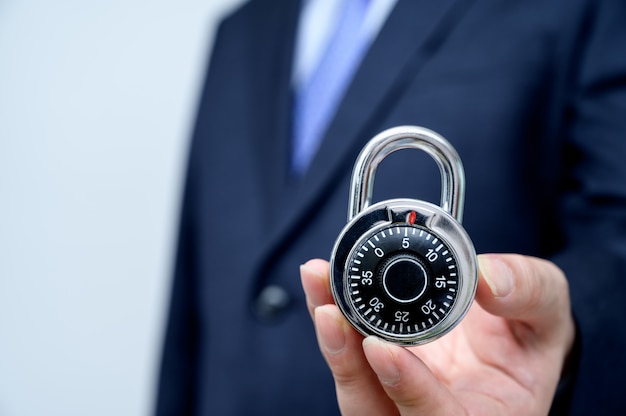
[254,285,291,321]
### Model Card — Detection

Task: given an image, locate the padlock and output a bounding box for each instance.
[330,126,477,345]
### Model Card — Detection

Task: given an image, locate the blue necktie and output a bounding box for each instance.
[292,0,371,175]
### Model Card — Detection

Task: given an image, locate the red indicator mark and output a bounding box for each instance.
[408,211,417,225]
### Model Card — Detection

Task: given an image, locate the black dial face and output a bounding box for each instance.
[345,224,460,339]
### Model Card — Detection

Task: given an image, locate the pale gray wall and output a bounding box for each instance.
[0,0,244,414]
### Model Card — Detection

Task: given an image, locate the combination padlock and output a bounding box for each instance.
[330,126,477,345]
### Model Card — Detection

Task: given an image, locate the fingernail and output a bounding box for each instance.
[478,256,514,298]
[316,307,346,354]
[363,336,400,386]
[300,263,326,279]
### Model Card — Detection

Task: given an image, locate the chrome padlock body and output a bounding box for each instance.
[330,126,477,345]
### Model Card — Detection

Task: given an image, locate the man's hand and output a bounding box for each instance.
[300,254,575,415]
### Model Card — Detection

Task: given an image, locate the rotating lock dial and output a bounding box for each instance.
[346,223,460,339]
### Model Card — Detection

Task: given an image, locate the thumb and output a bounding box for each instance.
[476,254,574,343]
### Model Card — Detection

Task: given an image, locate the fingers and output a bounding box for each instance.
[476,254,574,345]
[301,262,397,413]
[362,336,464,416]
[314,305,398,415]
[300,259,333,319]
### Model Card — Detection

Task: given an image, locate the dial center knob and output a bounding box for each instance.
[382,254,428,303]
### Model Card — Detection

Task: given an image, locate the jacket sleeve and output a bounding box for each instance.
[549,1,626,413]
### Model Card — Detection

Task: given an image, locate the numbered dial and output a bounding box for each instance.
[345,224,460,341]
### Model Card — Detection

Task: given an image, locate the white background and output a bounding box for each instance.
[0,0,244,414]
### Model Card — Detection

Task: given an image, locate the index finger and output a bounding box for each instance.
[300,259,334,320]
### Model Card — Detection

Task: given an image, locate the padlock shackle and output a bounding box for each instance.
[348,126,466,223]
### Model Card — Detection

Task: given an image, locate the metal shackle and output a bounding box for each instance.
[348,126,466,223]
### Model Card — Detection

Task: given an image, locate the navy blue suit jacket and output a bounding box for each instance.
[156,0,626,414]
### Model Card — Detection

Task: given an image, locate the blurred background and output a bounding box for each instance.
[0,0,244,414]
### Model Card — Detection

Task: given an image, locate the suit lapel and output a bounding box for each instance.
[246,0,302,226]
[253,0,476,279]
[306,0,477,182]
